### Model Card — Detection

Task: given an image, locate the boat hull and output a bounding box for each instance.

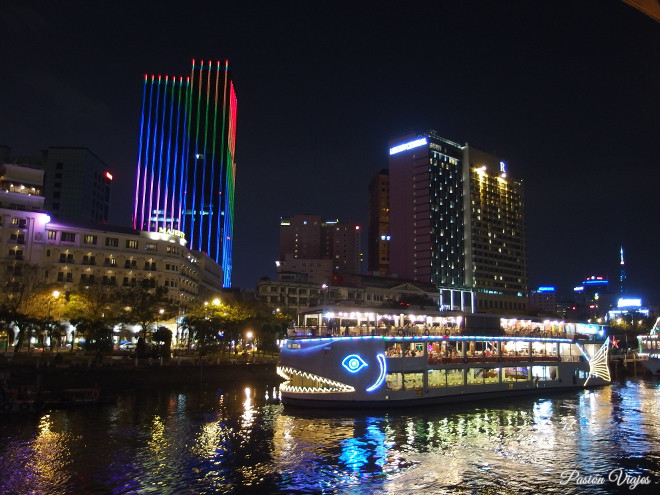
[641,358,660,376]
[278,335,610,408]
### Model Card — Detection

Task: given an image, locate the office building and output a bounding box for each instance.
[133,59,237,287]
[529,286,558,314]
[278,215,361,285]
[387,131,528,312]
[367,168,390,277]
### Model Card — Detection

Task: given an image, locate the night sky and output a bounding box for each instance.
[1,1,658,304]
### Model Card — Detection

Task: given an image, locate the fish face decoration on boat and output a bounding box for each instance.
[277,338,387,395]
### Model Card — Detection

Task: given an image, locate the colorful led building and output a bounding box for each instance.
[133,59,237,287]
[387,131,528,312]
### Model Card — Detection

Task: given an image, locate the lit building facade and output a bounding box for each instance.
[257,273,476,314]
[133,59,237,287]
[367,168,390,277]
[388,131,528,312]
[1,163,222,308]
[2,147,113,224]
[278,215,362,285]
[529,286,558,314]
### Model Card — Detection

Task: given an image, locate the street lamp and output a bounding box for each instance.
[48,290,61,318]
[246,331,254,354]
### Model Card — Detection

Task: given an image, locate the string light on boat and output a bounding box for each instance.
[277,366,355,394]
[342,354,368,373]
[585,340,611,385]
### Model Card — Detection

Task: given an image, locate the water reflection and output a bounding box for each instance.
[0,380,658,494]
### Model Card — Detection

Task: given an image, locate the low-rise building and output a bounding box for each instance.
[257,272,475,314]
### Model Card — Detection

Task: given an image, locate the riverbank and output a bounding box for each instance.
[1,357,281,395]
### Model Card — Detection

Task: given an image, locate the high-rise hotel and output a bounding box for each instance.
[385,131,528,312]
[133,60,237,287]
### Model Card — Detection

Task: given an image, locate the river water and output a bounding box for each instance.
[1,378,658,494]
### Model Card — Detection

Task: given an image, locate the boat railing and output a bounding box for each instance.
[426,355,564,365]
[287,326,570,339]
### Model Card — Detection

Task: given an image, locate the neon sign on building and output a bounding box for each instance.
[389,137,428,155]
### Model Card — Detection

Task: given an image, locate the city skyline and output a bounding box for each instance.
[0,1,658,303]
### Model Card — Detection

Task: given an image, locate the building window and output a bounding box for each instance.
[126,240,138,249]
[105,257,116,266]
[47,230,57,240]
[61,232,76,242]
[82,255,96,265]
[83,235,97,245]
[105,237,119,247]
[145,242,157,251]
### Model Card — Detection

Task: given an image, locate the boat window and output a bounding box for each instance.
[446,369,464,386]
[483,368,499,383]
[403,372,423,390]
[427,369,447,388]
[575,369,589,379]
[386,343,403,357]
[467,368,498,384]
[427,342,456,363]
[467,368,483,384]
[502,366,529,382]
[386,372,403,391]
[386,342,424,358]
[531,366,558,381]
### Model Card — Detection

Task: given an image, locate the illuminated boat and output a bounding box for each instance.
[277,312,611,408]
[638,317,660,375]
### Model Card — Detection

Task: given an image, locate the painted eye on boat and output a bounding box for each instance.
[342,354,368,373]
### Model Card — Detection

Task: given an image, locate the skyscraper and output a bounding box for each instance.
[133,59,237,287]
[278,215,362,285]
[387,131,528,312]
[367,169,390,277]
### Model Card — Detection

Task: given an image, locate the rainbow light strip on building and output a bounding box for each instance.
[133,60,237,287]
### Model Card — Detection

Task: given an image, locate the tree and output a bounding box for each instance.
[119,280,175,340]
[152,326,172,358]
[40,317,66,352]
[0,262,50,352]
[65,283,122,356]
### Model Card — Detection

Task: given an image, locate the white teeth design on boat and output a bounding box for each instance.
[277,366,355,394]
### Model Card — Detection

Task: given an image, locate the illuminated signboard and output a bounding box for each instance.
[158,227,186,239]
[576,323,600,335]
[584,276,607,285]
[537,286,556,292]
[389,137,428,155]
[618,298,642,308]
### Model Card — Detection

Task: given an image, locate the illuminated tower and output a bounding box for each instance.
[133,59,237,287]
[388,131,528,312]
[619,246,626,294]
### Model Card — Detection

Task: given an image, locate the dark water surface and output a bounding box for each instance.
[1,378,658,494]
